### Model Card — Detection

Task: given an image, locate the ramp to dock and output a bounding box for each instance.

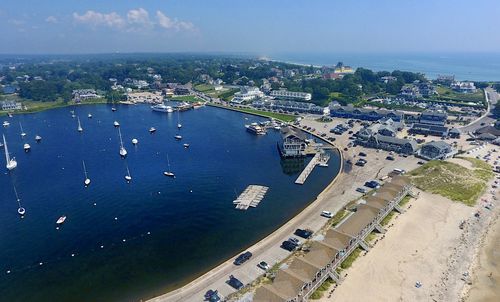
[233,185,269,210]
[295,152,330,185]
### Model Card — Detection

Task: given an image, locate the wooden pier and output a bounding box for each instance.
[233,185,269,210]
[295,152,330,185]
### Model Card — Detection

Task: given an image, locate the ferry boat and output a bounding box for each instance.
[151,103,173,113]
[245,123,266,135]
[56,215,67,225]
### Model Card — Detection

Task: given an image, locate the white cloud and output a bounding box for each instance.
[73,10,126,29]
[72,8,195,32]
[45,16,58,23]
[156,10,195,31]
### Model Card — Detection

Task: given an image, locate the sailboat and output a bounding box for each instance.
[35,135,42,142]
[118,128,127,158]
[19,122,26,138]
[77,117,83,132]
[132,138,138,145]
[177,110,182,129]
[163,154,175,177]
[114,121,120,128]
[13,184,25,216]
[125,162,132,183]
[3,135,17,170]
[88,113,92,118]
[23,143,31,152]
[82,160,91,187]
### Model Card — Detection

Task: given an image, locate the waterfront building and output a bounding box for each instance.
[356,134,418,155]
[127,91,164,104]
[418,141,456,160]
[270,89,312,102]
[451,81,477,93]
[333,62,354,74]
[174,84,192,95]
[328,103,403,122]
[1,100,22,111]
[474,122,500,139]
[419,110,447,126]
[279,127,308,158]
[72,89,100,102]
[231,86,264,104]
[408,110,449,137]
[436,75,455,85]
[253,99,325,115]
[254,177,412,302]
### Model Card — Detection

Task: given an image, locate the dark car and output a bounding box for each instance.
[295,228,313,239]
[281,240,298,252]
[234,251,252,265]
[355,160,366,167]
[204,290,221,302]
[227,275,244,290]
[386,155,395,161]
[364,180,380,188]
[358,152,367,157]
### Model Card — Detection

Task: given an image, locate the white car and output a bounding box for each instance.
[321,211,333,218]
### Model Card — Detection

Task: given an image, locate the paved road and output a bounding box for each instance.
[460,87,498,133]
[149,117,421,302]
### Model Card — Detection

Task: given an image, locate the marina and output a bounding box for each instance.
[0,104,341,302]
[295,151,331,184]
[233,185,269,210]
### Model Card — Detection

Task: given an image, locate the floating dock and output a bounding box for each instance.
[295,152,330,185]
[233,185,269,210]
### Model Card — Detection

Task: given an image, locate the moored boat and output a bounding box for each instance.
[35,135,42,142]
[132,138,138,145]
[174,135,182,140]
[56,215,67,225]
[23,143,31,152]
[245,123,266,135]
[149,127,157,133]
[151,103,173,113]
[3,121,10,127]
[3,135,17,170]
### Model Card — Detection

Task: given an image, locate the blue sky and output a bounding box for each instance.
[0,0,499,54]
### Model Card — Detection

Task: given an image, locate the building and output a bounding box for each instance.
[356,118,404,140]
[127,91,163,104]
[253,177,412,302]
[1,100,22,111]
[270,89,312,101]
[357,134,418,154]
[333,62,354,74]
[72,89,100,102]
[230,86,264,104]
[279,127,308,157]
[449,128,461,139]
[419,110,447,126]
[254,99,326,114]
[408,110,449,137]
[174,84,192,95]
[451,81,477,93]
[329,103,403,122]
[436,75,455,85]
[418,141,456,160]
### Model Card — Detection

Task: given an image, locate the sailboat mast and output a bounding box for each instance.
[118,127,124,148]
[3,135,10,163]
[82,160,88,178]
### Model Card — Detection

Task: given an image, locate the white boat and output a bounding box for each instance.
[82,160,91,187]
[88,113,92,118]
[13,185,25,216]
[149,127,156,133]
[8,113,13,118]
[132,138,138,145]
[163,154,175,177]
[246,123,266,135]
[77,117,83,132]
[111,107,117,112]
[183,143,190,148]
[35,135,42,142]
[23,143,31,152]
[151,103,173,113]
[125,163,132,183]
[174,135,182,140]
[114,121,120,128]
[177,110,182,129]
[118,128,127,158]
[3,135,17,170]
[18,207,26,216]
[167,107,174,113]
[3,121,10,127]
[19,122,26,137]
[56,215,67,225]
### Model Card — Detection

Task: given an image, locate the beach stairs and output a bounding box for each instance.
[233,185,269,210]
[295,152,330,185]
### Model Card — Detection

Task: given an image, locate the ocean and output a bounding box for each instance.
[269,52,500,81]
[0,104,340,301]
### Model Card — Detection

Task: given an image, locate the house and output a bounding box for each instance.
[72,89,100,102]
[418,141,455,160]
[357,133,418,154]
[329,103,403,122]
[230,86,263,104]
[279,127,308,157]
[449,128,461,139]
[270,89,312,101]
[419,110,447,126]
[1,101,22,111]
[451,81,477,93]
[409,123,449,137]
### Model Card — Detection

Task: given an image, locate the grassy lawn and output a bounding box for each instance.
[310,278,335,300]
[340,247,363,269]
[171,95,200,102]
[380,211,397,226]
[409,160,492,206]
[329,209,349,228]
[211,105,296,122]
[434,86,485,104]
[193,84,214,93]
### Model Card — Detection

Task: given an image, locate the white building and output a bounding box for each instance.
[72,89,100,102]
[451,81,476,93]
[231,86,264,104]
[279,127,308,157]
[270,89,312,101]
[1,101,22,111]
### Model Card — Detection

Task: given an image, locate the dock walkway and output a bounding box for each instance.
[233,185,269,210]
[295,152,330,185]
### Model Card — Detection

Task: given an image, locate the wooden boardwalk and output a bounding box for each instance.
[295,152,330,185]
[233,185,269,210]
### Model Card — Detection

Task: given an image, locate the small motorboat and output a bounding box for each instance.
[84,178,91,187]
[177,123,182,129]
[163,171,175,177]
[183,143,190,148]
[23,143,31,152]
[113,121,120,127]
[18,207,26,216]
[35,135,42,142]
[3,121,10,127]
[111,107,117,112]
[56,215,67,225]
[149,127,156,133]
[174,135,182,140]
[132,138,138,145]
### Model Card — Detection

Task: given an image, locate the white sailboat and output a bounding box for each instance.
[132,138,138,145]
[3,135,17,170]
[35,135,42,142]
[163,154,175,177]
[19,122,26,138]
[177,110,182,129]
[114,121,120,128]
[88,113,92,118]
[82,160,91,187]
[118,128,127,158]
[13,184,25,216]
[125,162,132,183]
[23,143,31,152]
[77,117,83,132]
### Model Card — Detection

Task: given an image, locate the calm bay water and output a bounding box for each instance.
[0,104,340,302]
[270,52,500,81]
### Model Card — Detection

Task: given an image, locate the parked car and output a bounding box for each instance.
[204,290,221,302]
[234,251,252,265]
[227,275,244,290]
[356,187,368,194]
[294,228,313,239]
[257,261,270,270]
[288,237,301,245]
[281,240,298,252]
[358,152,367,157]
[321,210,333,218]
[364,180,380,189]
[417,161,425,165]
[386,155,395,161]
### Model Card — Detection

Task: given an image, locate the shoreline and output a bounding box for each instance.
[0,99,115,117]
